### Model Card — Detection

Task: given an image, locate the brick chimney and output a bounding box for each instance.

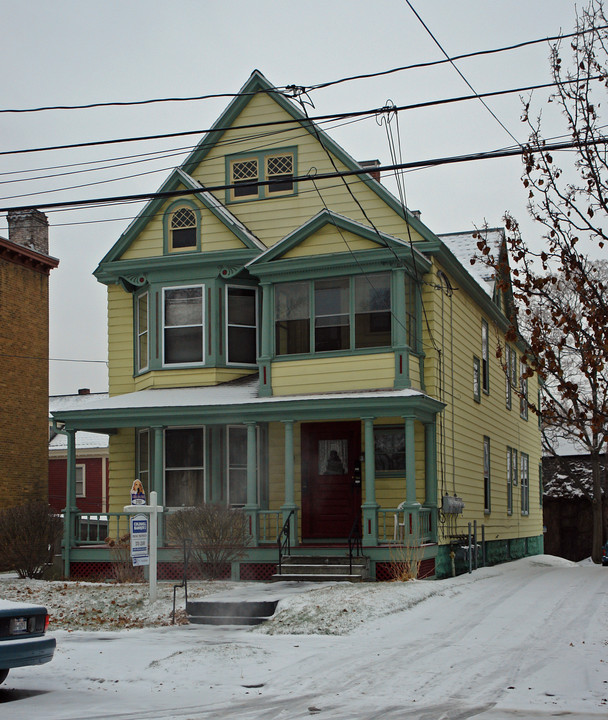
[7,208,49,256]
[359,159,381,183]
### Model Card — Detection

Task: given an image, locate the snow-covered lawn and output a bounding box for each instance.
[1,555,607,719]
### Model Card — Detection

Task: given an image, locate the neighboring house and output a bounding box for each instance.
[0,209,58,508]
[49,390,110,515]
[51,71,543,580]
[543,437,608,561]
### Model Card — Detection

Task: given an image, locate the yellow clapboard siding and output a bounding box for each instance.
[108,428,135,513]
[271,353,394,395]
[282,225,378,258]
[133,367,256,391]
[107,285,135,396]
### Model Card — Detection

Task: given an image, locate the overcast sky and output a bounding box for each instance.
[0,0,589,395]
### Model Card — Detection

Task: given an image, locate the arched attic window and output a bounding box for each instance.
[169,206,198,251]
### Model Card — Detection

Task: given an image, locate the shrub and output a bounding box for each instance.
[167,503,251,579]
[104,534,144,583]
[0,502,63,579]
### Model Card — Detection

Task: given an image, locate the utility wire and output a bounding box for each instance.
[404,0,521,146]
[1,76,602,159]
[3,134,605,214]
[1,25,603,114]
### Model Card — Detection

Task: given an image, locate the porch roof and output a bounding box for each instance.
[51,376,444,431]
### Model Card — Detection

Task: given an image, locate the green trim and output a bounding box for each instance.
[52,392,445,433]
[162,199,202,255]
[225,146,298,204]
[247,208,431,272]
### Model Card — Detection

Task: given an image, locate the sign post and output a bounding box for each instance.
[124,490,163,602]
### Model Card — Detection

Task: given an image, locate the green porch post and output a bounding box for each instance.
[152,426,165,546]
[403,415,421,542]
[244,421,259,546]
[62,428,77,577]
[424,420,438,542]
[361,417,378,547]
[281,420,298,545]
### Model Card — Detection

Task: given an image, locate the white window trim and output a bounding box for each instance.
[163,426,206,510]
[136,291,149,373]
[226,425,260,508]
[162,285,205,368]
[75,464,86,498]
[225,285,259,367]
[521,452,530,515]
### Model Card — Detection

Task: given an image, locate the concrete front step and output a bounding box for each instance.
[186,599,278,626]
[271,572,363,583]
[280,555,366,566]
[279,563,366,575]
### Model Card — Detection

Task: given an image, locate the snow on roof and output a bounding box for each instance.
[51,376,425,414]
[49,430,109,451]
[438,228,504,296]
[50,392,109,413]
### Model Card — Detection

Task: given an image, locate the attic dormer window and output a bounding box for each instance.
[227,148,297,202]
[170,207,197,251]
[231,159,259,198]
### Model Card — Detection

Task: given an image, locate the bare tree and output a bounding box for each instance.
[476,0,608,562]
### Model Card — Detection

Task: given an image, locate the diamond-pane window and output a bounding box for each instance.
[170,207,197,250]
[232,159,259,198]
[266,154,293,193]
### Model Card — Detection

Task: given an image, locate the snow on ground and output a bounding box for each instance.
[1,555,607,719]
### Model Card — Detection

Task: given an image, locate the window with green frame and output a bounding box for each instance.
[374,426,405,473]
[275,272,392,356]
[521,452,529,515]
[227,148,296,202]
[135,291,149,373]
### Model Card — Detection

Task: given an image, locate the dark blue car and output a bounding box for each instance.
[603,542,608,567]
[0,599,55,684]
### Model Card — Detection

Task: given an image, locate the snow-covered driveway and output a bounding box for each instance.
[1,556,606,719]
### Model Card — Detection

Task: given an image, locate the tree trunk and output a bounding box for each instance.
[590,450,603,563]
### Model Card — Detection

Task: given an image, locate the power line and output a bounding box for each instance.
[1,76,602,159]
[3,134,606,215]
[2,26,603,114]
[404,0,521,146]
[0,352,107,364]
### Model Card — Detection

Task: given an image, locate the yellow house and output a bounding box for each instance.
[52,71,543,581]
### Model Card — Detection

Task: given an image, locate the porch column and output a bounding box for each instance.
[403,415,421,542]
[361,417,378,547]
[281,420,298,545]
[244,421,259,546]
[151,426,165,546]
[62,428,77,577]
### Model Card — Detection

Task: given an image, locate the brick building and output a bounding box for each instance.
[0,209,58,507]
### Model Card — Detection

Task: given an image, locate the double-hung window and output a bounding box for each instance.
[226,286,258,365]
[275,282,310,355]
[520,359,529,419]
[169,207,197,251]
[483,436,491,513]
[75,465,86,498]
[229,149,295,201]
[266,154,294,194]
[354,274,391,348]
[374,426,405,473]
[163,286,204,366]
[505,344,516,409]
[481,319,490,394]
[165,427,205,507]
[521,452,529,515]
[314,278,350,352]
[135,292,149,372]
[506,446,517,515]
[231,158,259,199]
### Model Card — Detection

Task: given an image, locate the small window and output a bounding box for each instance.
[483,436,491,513]
[227,286,257,365]
[136,292,149,373]
[266,154,294,194]
[75,464,86,498]
[163,286,204,366]
[165,427,205,507]
[275,282,310,355]
[374,426,405,473]
[473,356,481,403]
[482,319,489,394]
[521,452,529,514]
[231,158,259,198]
[507,447,517,515]
[170,207,197,251]
[505,344,515,410]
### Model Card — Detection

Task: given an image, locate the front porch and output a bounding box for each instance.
[52,378,444,581]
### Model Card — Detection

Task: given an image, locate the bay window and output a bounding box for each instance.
[165,427,205,507]
[226,286,258,365]
[135,291,149,372]
[163,286,204,366]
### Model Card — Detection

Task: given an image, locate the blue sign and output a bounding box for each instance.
[130,514,149,566]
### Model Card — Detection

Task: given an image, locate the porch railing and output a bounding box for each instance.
[377,506,435,545]
[72,512,131,545]
[258,510,283,543]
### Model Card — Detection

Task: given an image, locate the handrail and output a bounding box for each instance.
[172,538,192,625]
[347,513,362,575]
[276,509,295,576]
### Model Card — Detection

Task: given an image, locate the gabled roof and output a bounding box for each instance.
[96,70,440,270]
[246,208,430,269]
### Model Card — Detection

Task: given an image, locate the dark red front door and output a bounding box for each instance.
[301,421,361,540]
